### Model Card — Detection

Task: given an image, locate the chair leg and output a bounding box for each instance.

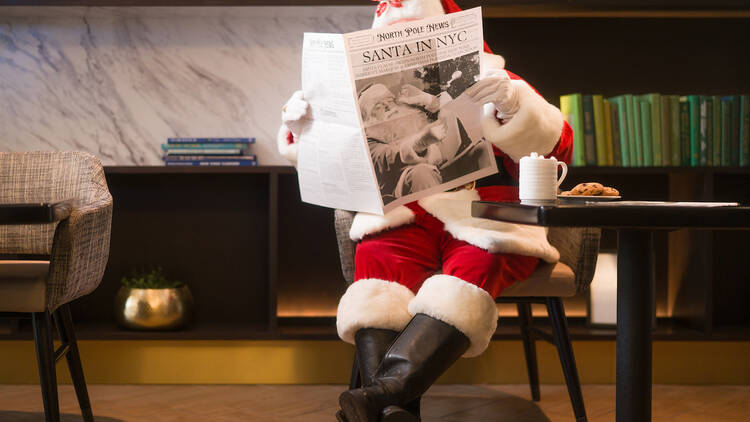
[348,355,361,390]
[516,302,541,401]
[54,304,95,422]
[546,297,587,422]
[32,311,61,422]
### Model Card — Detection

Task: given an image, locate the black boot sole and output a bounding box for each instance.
[339,390,378,422]
[382,405,420,422]
[336,409,348,422]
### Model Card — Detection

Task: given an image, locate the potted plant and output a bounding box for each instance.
[114,267,193,330]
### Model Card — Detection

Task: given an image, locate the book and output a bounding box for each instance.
[609,96,630,167]
[698,96,710,167]
[161,143,250,149]
[632,96,643,166]
[163,154,257,161]
[712,96,722,166]
[679,96,690,166]
[687,95,701,166]
[740,95,750,166]
[592,95,609,165]
[609,99,623,166]
[721,97,733,166]
[669,96,681,166]
[164,148,247,156]
[560,94,586,166]
[660,95,671,166]
[625,95,638,166]
[603,99,616,166]
[164,158,258,167]
[730,95,741,166]
[639,98,653,166]
[644,93,662,166]
[167,137,255,144]
[582,95,598,166]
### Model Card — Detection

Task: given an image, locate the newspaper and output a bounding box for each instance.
[296,7,497,215]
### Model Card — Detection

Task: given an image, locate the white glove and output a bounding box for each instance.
[465,69,519,120]
[281,90,309,137]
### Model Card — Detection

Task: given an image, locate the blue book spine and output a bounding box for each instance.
[164,154,257,161]
[161,143,249,149]
[167,137,255,144]
[164,159,258,167]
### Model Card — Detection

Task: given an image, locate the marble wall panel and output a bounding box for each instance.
[0,7,373,165]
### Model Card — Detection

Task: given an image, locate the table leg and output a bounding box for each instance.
[616,229,654,422]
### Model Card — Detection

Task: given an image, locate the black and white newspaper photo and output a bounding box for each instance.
[296,7,497,214]
[355,52,495,206]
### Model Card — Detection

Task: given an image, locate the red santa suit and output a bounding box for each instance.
[278,0,573,358]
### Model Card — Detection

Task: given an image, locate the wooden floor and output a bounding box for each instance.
[0,384,748,421]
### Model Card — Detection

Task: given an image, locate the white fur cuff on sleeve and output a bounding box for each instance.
[408,274,498,358]
[336,278,415,344]
[480,79,564,162]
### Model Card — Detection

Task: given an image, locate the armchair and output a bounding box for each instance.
[334,208,600,422]
[0,151,113,422]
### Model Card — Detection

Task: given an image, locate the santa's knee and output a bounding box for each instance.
[336,278,415,344]
[408,274,498,357]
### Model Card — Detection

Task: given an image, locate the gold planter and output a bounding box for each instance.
[115,285,193,330]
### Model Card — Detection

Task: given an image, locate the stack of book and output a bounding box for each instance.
[162,138,257,166]
[561,94,750,167]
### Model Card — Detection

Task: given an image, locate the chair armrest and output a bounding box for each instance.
[547,226,601,293]
[334,209,357,285]
[46,194,113,311]
[0,200,73,225]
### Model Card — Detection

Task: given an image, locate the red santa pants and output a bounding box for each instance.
[354,204,539,299]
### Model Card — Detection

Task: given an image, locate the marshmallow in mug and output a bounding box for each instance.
[519,152,568,203]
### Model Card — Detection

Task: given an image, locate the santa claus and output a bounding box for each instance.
[278,1,573,421]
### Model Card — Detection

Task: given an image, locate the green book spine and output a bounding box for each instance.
[688,95,701,166]
[646,93,662,166]
[731,95,741,166]
[626,95,638,166]
[561,93,585,166]
[721,97,732,166]
[582,95,598,166]
[593,95,608,165]
[611,96,630,167]
[698,96,710,167]
[633,97,643,166]
[679,96,690,166]
[740,95,750,166]
[712,96,722,166]
[670,96,681,166]
[609,100,623,166]
[640,98,653,166]
[660,95,671,166]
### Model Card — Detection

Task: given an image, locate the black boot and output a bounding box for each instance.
[338,314,470,422]
[336,329,421,422]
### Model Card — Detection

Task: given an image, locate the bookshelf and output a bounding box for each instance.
[1,166,747,342]
[1,4,748,341]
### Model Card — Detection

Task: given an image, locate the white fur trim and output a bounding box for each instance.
[480,79,564,162]
[337,278,416,344]
[408,274,498,357]
[277,123,298,165]
[481,52,505,74]
[418,190,560,263]
[371,0,444,28]
[349,206,415,241]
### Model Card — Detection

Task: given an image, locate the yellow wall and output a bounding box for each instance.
[1,340,748,385]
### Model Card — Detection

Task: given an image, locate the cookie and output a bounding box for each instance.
[601,187,620,196]
[571,182,604,196]
[560,190,573,196]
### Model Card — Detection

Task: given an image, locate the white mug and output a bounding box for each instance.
[519,152,567,204]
